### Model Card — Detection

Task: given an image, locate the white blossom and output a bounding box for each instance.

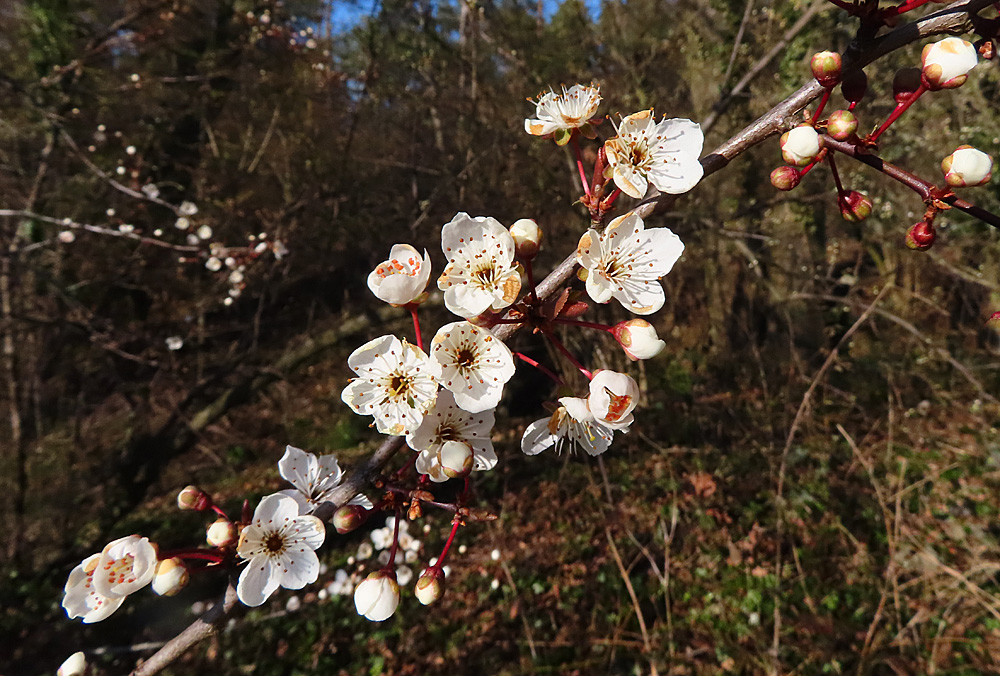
[576,211,684,315]
[277,445,372,514]
[353,571,399,622]
[236,494,326,607]
[430,321,515,412]
[612,319,666,360]
[179,200,199,216]
[521,397,615,456]
[780,125,823,167]
[604,110,704,198]
[62,554,125,623]
[524,84,601,137]
[437,213,521,318]
[588,370,639,430]
[942,146,992,187]
[367,243,432,306]
[406,389,496,482]
[93,535,159,599]
[58,652,88,676]
[922,37,978,89]
[341,334,441,436]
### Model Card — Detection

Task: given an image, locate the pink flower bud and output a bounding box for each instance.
[905,221,936,251]
[611,319,666,361]
[941,146,993,187]
[922,37,978,90]
[840,69,868,103]
[986,311,1000,331]
[206,518,238,548]
[177,485,211,512]
[770,166,801,191]
[892,67,923,104]
[439,440,474,479]
[333,503,368,534]
[839,191,872,222]
[354,570,399,622]
[509,218,542,260]
[414,567,445,605]
[826,110,858,141]
[810,51,842,87]
[152,557,189,596]
[780,125,823,167]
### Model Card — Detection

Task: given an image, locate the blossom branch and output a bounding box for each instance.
[823,136,1000,228]
[0,210,201,253]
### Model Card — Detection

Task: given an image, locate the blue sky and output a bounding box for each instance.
[326,0,604,32]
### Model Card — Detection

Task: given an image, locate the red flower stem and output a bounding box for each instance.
[210,505,229,520]
[827,152,848,198]
[848,100,858,111]
[435,517,463,567]
[395,452,418,478]
[799,157,822,178]
[571,135,592,197]
[602,188,622,209]
[160,549,226,563]
[869,83,926,142]
[541,328,593,380]
[884,0,932,17]
[515,351,565,386]
[811,89,832,124]
[552,317,614,332]
[410,308,424,351]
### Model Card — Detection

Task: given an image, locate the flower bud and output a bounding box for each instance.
[922,37,978,90]
[769,166,801,191]
[839,191,872,222]
[439,440,474,479]
[177,485,211,512]
[353,570,400,622]
[840,69,868,103]
[151,557,190,596]
[509,218,542,260]
[826,110,858,141]
[905,220,936,251]
[780,125,823,167]
[611,319,666,361]
[333,503,368,534]
[941,146,993,188]
[986,311,1000,331]
[206,518,237,548]
[810,51,842,87]
[58,652,88,676]
[414,567,445,605]
[892,67,923,104]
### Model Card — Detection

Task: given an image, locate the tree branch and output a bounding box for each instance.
[126,2,996,673]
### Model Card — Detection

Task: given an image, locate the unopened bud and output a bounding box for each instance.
[839,191,872,222]
[611,319,665,361]
[439,440,474,479]
[58,652,88,676]
[333,504,369,534]
[905,220,936,250]
[986,311,1000,331]
[840,69,868,103]
[177,485,211,512]
[892,67,923,104]
[206,518,238,547]
[779,125,823,167]
[770,166,801,191]
[810,51,842,87]
[354,570,400,622]
[509,218,542,260]
[151,557,189,596]
[414,567,445,605]
[922,37,978,90]
[941,146,993,188]
[826,110,858,141]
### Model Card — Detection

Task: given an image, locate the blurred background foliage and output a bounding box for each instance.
[2,0,1000,673]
